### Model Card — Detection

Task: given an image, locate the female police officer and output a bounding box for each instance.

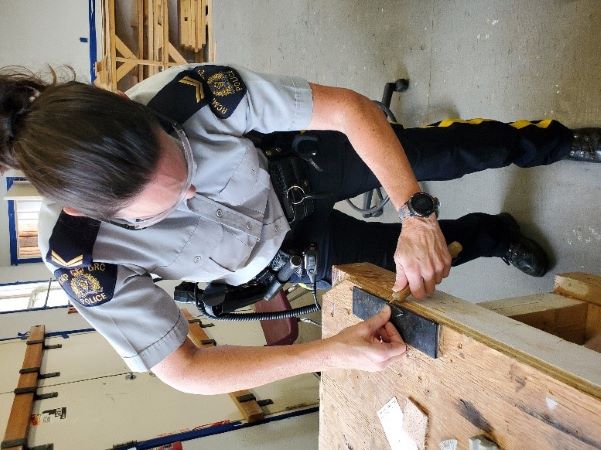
[1,64,597,394]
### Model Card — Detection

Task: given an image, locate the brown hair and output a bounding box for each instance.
[0,67,161,219]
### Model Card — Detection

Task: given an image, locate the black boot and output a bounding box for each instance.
[497,213,549,277]
[566,128,601,163]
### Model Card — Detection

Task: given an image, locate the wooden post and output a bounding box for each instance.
[107,0,118,91]
[161,0,169,71]
[137,0,144,82]
[2,325,46,450]
[205,0,214,62]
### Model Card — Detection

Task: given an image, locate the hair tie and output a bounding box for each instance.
[28,89,40,104]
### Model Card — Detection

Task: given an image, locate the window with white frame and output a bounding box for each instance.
[0,279,70,312]
[5,177,43,265]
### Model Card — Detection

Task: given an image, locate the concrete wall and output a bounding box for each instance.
[213,0,601,302]
[0,0,91,80]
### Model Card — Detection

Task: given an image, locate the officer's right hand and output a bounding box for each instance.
[324,305,407,372]
[393,215,452,299]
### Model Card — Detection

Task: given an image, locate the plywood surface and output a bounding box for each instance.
[320,264,601,450]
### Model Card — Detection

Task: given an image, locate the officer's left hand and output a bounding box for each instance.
[392,215,452,299]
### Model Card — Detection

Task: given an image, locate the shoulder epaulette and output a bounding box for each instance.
[47,212,101,269]
[48,212,117,308]
[147,65,247,122]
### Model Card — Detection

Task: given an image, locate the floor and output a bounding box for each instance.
[214,0,601,302]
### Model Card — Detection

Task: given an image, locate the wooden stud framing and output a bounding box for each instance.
[180,309,265,423]
[107,0,118,92]
[479,293,588,344]
[2,325,46,450]
[320,263,601,449]
[137,0,144,82]
[198,0,206,50]
[96,0,202,91]
[554,272,601,346]
[162,0,169,70]
[205,0,215,62]
[554,272,601,305]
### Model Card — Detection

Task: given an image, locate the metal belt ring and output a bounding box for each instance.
[286,185,307,206]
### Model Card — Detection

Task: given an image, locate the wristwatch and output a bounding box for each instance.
[398,192,440,222]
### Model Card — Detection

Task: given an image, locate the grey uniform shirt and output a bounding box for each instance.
[38,64,313,372]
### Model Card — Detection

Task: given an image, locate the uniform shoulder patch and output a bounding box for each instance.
[47,212,101,269]
[48,212,118,307]
[55,263,118,307]
[196,65,247,119]
[147,65,246,123]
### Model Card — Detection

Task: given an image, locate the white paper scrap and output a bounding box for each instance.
[377,397,418,450]
[440,439,458,450]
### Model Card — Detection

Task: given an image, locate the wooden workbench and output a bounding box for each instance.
[319,263,601,450]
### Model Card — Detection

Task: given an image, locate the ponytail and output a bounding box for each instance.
[0,66,161,219]
[0,67,48,172]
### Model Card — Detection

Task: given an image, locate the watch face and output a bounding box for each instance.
[411,192,435,216]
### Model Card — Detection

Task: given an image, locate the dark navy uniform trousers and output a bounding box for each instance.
[277,119,573,285]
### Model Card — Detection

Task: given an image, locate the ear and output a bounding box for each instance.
[62,207,84,217]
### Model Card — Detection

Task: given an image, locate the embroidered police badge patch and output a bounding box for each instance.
[195,65,246,119]
[147,65,246,123]
[55,263,118,307]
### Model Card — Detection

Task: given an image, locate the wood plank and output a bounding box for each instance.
[2,325,45,450]
[180,309,265,423]
[115,36,136,59]
[480,293,588,344]
[115,61,138,83]
[190,0,197,51]
[332,263,601,400]
[102,0,111,84]
[554,272,601,306]
[162,0,169,69]
[205,0,214,61]
[229,390,265,424]
[115,56,180,67]
[167,43,188,64]
[147,0,155,75]
[179,0,188,48]
[320,266,601,450]
[479,293,584,317]
[107,0,118,91]
[586,304,601,342]
[137,0,144,81]
[198,0,206,49]
[3,395,34,450]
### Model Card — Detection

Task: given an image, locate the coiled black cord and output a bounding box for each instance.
[196,300,320,321]
[195,282,321,322]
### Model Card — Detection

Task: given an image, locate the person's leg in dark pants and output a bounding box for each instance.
[300,119,574,201]
[281,119,561,284]
[290,210,520,286]
[395,119,574,181]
